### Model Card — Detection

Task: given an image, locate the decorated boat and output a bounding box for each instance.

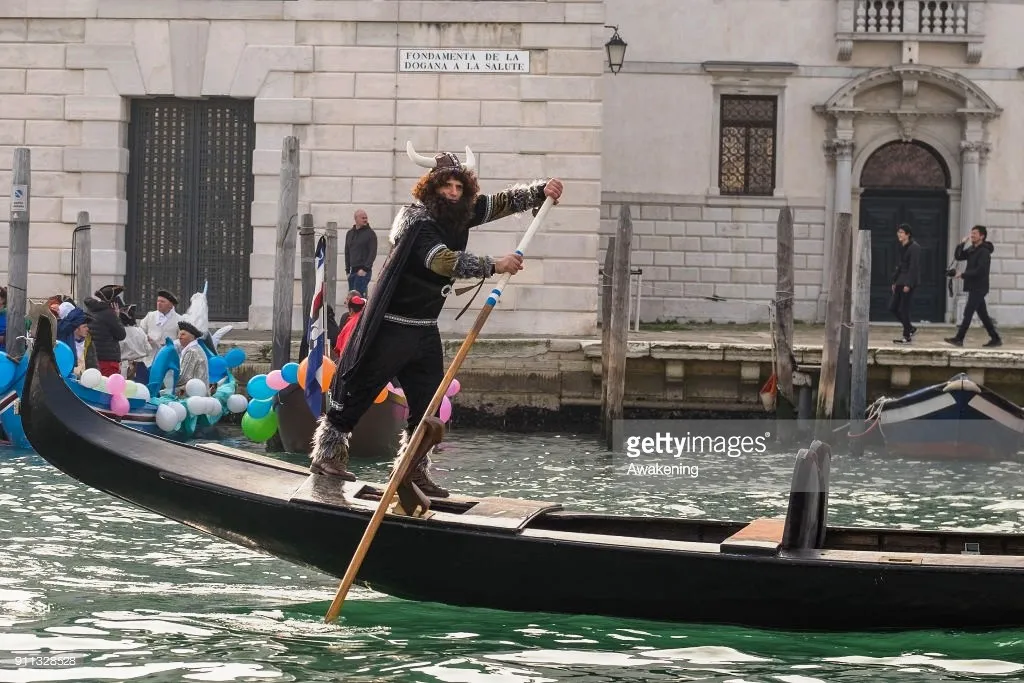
[868,373,1024,461]
[22,313,1024,631]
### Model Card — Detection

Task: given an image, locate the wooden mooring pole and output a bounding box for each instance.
[325,220,339,313]
[8,148,29,358]
[271,136,300,371]
[73,211,91,307]
[850,229,872,457]
[815,212,853,441]
[602,205,632,450]
[834,216,855,432]
[773,206,797,445]
[298,213,315,360]
[599,235,616,444]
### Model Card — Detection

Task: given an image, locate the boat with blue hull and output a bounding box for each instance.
[874,373,1024,461]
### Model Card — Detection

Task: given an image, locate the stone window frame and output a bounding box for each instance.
[702,61,798,204]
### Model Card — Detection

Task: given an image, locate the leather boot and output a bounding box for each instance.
[309,418,356,481]
[411,457,449,498]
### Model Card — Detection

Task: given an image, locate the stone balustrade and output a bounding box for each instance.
[836,0,986,62]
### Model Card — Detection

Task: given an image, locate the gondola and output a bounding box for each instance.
[21,314,1024,631]
[275,382,406,459]
[873,373,1024,460]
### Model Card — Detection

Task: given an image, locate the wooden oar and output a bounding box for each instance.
[323,195,556,623]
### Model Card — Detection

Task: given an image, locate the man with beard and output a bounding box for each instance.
[308,142,563,496]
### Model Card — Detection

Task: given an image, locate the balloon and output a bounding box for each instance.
[223,347,246,368]
[187,395,206,415]
[281,362,300,385]
[445,378,461,398]
[226,394,248,413]
[106,373,126,395]
[297,356,336,391]
[124,381,137,398]
[185,378,208,397]
[241,410,278,443]
[208,356,228,383]
[155,404,178,431]
[80,368,102,389]
[0,353,14,391]
[266,369,289,391]
[373,387,388,404]
[135,385,151,402]
[54,342,74,377]
[247,374,275,400]
[205,397,223,416]
[110,393,130,417]
[169,401,187,423]
[439,395,452,423]
[246,396,273,419]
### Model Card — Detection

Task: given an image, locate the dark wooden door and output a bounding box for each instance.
[859,190,949,323]
[126,98,255,321]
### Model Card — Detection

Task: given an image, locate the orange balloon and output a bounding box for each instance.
[296,356,336,391]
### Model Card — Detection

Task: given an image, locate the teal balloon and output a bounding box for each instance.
[246,374,275,400]
[246,396,273,419]
[0,352,15,391]
[224,348,246,368]
[241,410,278,443]
[281,362,300,385]
[208,356,228,382]
[54,341,74,377]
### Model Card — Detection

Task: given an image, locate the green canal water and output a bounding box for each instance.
[4,427,1024,681]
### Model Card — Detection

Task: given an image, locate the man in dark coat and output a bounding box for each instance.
[84,284,127,376]
[345,209,377,296]
[889,223,921,345]
[308,141,563,496]
[947,224,1001,347]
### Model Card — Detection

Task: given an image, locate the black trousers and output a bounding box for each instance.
[888,287,914,338]
[326,320,443,435]
[956,289,999,341]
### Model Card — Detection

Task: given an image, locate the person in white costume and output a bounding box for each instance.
[137,289,180,384]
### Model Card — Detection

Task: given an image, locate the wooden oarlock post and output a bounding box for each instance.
[323,197,557,624]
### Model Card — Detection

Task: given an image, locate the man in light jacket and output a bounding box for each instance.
[137,289,180,384]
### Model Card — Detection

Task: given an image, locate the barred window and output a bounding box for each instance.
[718,95,778,196]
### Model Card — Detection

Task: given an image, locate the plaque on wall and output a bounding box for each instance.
[399,49,530,73]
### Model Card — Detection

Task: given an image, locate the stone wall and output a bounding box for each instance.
[0,1,605,337]
[599,197,826,324]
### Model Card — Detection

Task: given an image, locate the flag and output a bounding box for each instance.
[304,236,327,417]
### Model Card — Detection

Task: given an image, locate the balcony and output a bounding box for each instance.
[836,0,986,63]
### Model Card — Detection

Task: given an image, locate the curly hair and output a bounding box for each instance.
[412,168,479,203]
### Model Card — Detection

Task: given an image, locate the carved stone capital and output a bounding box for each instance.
[960,140,989,163]
[831,139,855,161]
[823,140,837,162]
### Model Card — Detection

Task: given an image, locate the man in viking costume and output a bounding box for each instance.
[309,141,564,496]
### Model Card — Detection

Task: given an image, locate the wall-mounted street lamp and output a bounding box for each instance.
[604,25,627,74]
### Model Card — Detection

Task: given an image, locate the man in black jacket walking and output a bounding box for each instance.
[890,223,921,345]
[946,224,1001,347]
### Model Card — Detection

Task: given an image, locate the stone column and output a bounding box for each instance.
[833,139,855,215]
[959,140,985,233]
[819,141,838,322]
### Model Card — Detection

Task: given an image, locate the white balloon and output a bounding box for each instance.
[206,397,223,416]
[124,381,138,398]
[185,378,208,397]
[226,394,248,414]
[135,385,151,402]
[155,404,178,432]
[186,395,206,415]
[169,401,187,423]
[80,368,102,389]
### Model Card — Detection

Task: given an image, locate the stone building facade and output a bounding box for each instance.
[601,0,1021,326]
[0,0,604,336]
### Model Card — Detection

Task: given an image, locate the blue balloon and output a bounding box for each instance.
[246,374,275,400]
[0,352,15,391]
[208,356,228,383]
[224,348,246,369]
[54,341,74,377]
[281,362,300,385]
[246,396,274,419]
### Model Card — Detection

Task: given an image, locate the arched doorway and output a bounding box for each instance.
[859,140,950,323]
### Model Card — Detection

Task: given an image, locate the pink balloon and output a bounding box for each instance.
[445,378,461,398]
[266,369,288,391]
[439,395,452,423]
[106,374,126,395]
[110,393,130,417]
